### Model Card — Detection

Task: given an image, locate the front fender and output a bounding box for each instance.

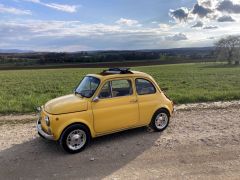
[52,111,96,140]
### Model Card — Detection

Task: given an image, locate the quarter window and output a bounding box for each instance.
[135,78,156,95]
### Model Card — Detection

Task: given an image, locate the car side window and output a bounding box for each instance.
[99,81,112,99]
[111,79,133,97]
[135,78,156,95]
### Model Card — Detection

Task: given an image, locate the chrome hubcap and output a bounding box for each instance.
[155,113,168,129]
[66,129,86,150]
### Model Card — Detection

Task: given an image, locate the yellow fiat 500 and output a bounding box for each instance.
[37,68,174,153]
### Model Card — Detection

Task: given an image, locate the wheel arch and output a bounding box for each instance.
[154,106,171,117]
[56,120,95,141]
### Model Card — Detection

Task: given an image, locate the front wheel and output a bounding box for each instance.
[150,109,170,132]
[59,124,90,154]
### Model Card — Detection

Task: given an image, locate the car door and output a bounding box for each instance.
[135,78,159,125]
[92,78,139,134]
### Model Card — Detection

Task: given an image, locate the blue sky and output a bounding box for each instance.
[0,0,240,51]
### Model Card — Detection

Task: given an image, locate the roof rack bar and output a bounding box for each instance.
[101,67,132,75]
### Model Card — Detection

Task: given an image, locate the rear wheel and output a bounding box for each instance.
[150,109,170,131]
[59,124,90,154]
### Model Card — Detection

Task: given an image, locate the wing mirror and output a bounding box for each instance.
[92,96,99,102]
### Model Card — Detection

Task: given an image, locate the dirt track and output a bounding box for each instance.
[0,101,240,179]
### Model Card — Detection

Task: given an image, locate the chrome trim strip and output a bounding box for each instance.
[37,119,54,140]
[95,124,146,137]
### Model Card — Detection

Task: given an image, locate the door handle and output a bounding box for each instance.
[130,99,138,103]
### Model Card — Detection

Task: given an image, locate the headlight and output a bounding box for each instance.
[45,116,50,126]
[36,106,41,112]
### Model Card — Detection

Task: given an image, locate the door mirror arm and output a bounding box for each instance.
[92,96,99,102]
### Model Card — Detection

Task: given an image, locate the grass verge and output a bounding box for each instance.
[0,63,239,114]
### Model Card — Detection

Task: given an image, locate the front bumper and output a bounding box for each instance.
[37,119,54,140]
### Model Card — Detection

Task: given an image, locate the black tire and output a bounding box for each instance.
[150,109,170,132]
[59,124,90,154]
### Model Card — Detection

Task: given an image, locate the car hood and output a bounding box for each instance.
[44,94,88,115]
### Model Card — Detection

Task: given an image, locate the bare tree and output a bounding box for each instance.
[215,35,240,65]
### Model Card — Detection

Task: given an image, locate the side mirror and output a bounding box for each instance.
[92,96,99,102]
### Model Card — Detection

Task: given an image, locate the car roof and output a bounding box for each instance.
[87,69,152,81]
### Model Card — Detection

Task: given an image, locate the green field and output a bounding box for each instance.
[0,63,240,114]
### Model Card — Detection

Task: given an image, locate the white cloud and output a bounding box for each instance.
[203,25,218,29]
[198,0,220,9]
[169,0,240,31]
[165,33,188,41]
[42,3,78,13]
[0,20,174,51]
[217,0,240,14]
[25,0,79,13]
[115,18,140,26]
[1,17,240,51]
[158,23,171,31]
[217,15,235,22]
[192,21,204,28]
[169,7,189,22]
[0,4,31,15]
[191,3,213,18]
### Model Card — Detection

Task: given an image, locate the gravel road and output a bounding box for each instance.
[0,101,240,180]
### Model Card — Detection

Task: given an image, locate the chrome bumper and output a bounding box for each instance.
[37,119,54,140]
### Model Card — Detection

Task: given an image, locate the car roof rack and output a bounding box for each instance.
[100,68,133,75]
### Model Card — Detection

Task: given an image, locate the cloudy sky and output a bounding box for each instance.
[0,0,240,51]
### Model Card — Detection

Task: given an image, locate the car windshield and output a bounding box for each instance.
[75,76,100,98]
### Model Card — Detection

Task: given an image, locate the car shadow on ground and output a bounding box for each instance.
[0,127,162,179]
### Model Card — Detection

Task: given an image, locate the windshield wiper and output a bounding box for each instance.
[74,91,83,97]
[75,91,89,98]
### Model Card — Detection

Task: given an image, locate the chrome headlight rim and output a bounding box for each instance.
[45,116,50,126]
[36,106,42,112]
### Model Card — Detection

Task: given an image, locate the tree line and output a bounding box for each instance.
[1,35,239,66]
[0,49,214,66]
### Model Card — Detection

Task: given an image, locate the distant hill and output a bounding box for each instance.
[0,49,34,53]
[85,47,214,53]
[0,46,218,69]
[0,47,214,54]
